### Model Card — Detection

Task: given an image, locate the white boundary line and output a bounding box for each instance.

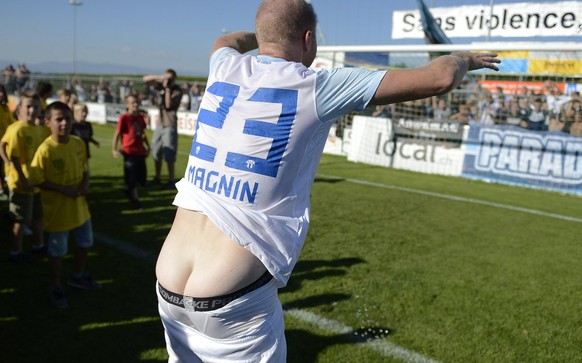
[94,232,441,362]
[316,173,582,223]
[285,308,441,363]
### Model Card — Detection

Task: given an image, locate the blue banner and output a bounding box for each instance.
[463,122,582,195]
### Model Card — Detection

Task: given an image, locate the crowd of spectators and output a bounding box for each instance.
[3,63,579,137]
[3,63,206,115]
[372,80,581,137]
[2,64,32,95]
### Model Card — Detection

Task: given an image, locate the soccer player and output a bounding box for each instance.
[155,0,500,361]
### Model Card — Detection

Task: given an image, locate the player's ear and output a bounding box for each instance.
[303,30,314,52]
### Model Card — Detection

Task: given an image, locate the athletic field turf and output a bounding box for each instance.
[1,123,580,362]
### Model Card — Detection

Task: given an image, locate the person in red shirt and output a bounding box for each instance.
[112,95,150,209]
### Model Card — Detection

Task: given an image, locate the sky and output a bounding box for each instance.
[0,0,580,76]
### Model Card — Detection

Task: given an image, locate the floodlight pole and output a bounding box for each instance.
[69,0,83,75]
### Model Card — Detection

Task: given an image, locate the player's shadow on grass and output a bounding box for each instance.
[286,326,393,363]
[314,176,345,184]
[283,257,365,294]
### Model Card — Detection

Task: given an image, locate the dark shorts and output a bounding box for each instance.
[123,153,147,189]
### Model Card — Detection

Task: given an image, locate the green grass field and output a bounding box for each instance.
[1,123,580,362]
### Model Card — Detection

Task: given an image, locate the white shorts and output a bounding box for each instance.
[157,279,286,362]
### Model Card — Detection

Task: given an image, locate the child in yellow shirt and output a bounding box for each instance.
[30,101,99,308]
[0,91,48,263]
[0,84,15,194]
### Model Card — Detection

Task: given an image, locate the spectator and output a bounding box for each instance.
[0,91,49,263]
[73,78,87,102]
[35,80,54,117]
[143,69,183,187]
[189,82,203,112]
[562,98,582,136]
[372,104,391,118]
[179,83,191,111]
[433,98,451,121]
[478,93,497,126]
[29,101,99,308]
[3,65,17,94]
[15,64,31,94]
[57,88,77,110]
[449,104,471,125]
[507,98,529,126]
[71,103,100,172]
[112,95,150,210]
[494,99,511,124]
[547,111,565,132]
[522,98,548,131]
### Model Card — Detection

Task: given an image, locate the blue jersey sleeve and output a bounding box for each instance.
[315,67,387,122]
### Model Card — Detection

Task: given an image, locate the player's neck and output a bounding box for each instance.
[52,134,69,144]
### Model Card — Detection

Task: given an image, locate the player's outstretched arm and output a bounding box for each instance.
[370,52,500,106]
[211,31,258,56]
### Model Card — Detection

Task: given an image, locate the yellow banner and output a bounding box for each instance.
[529,59,582,75]
[497,50,529,59]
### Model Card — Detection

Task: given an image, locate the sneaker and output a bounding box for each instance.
[49,287,68,308]
[67,273,101,290]
[129,198,143,210]
[31,244,48,255]
[148,177,161,187]
[163,180,177,190]
[8,252,32,264]
[23,225,33,236]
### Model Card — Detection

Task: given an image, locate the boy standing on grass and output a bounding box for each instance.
[112,95,150,210]
[0,91,48,263]
[71,103,100,174]
[0,84,15,195]
[30,101,99,308]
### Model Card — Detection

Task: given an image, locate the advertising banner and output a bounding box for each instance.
[463,122,582,194]
[85,102,107,124]
[392,1,582,39]
[347,116,466,176]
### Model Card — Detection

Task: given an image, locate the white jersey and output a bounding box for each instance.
[174,48,385,286]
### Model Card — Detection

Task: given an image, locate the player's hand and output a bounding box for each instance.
[453,52,501,72]
[18,178,34,193]
[112,150,120,158]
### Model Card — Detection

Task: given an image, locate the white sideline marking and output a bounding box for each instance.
[285,308,441,363]
[317,173,582,223]
[94,232,441,362]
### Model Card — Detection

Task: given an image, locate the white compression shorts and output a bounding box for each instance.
[157,279,286,362]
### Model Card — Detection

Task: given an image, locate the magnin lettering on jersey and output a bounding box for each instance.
[187,165,259,203]
[476,130,582,184]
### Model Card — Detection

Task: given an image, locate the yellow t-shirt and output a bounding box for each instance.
[30,136,90,232]
[2,121,50,193]
[0,105,15,139]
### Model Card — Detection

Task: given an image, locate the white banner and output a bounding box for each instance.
[347,116,465,176]
[392,1,582,39]
[146,108,198,137]
[85,102,106,125]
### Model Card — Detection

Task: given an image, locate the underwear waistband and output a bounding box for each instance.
[158,271,273,312]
